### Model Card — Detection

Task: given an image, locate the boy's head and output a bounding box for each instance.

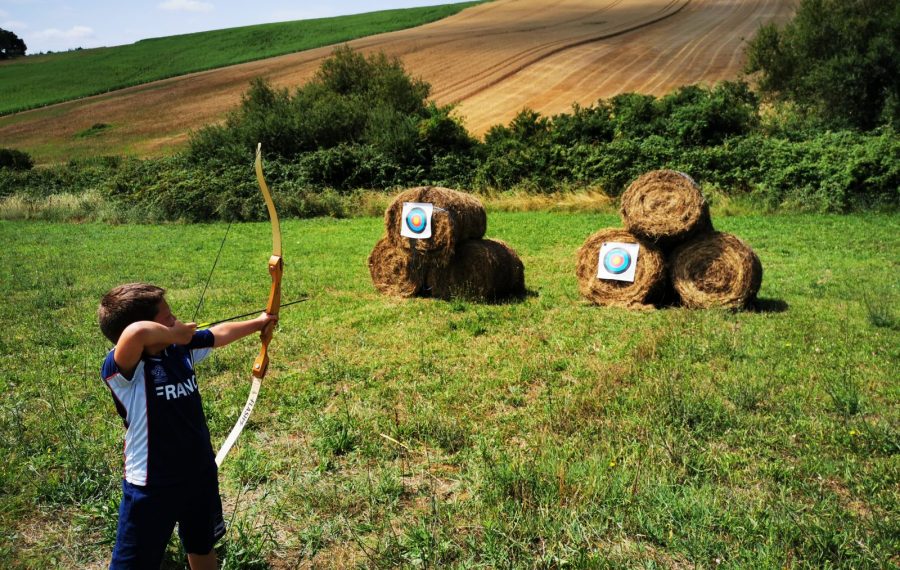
[98,283,166,344]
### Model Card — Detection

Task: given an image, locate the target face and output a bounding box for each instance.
[406,208,428,233]
[603,248,632,274]
[400,202,434,239]
[597,241,640,282]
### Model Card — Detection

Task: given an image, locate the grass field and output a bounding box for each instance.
[0,2,481,116]
[0,212,897,568]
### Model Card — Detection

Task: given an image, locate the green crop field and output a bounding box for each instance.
[0,2,482,116]
[0,212,897,568]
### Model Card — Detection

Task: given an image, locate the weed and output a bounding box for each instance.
[297,522,326,559]
[659,376,732,437]
[824,374,864,417]
[395,517,458,567]
[313,414,360,464]
[219,513,276,570]
[863,292,898,330]
[726,377,770,412]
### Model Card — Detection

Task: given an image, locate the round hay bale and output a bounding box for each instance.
[385,186,487,266]
[368,236,427,298]
[428,239,525,301]
[575,228,666,309]
[670,232,763,309]
[620,170,713,247]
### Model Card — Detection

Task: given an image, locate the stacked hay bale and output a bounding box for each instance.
[369,186,525,301]
[577,170,762,310]
[668,232,763,309]
[575,229,667,309]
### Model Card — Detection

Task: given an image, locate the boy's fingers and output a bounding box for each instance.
[260,320,276,338]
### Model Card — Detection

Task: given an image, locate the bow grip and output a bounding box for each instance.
[252,254,283,379]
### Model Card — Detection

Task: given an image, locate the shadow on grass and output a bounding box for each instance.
[484,286,538,305]
[751,297,789,313]
[422,286,537,306]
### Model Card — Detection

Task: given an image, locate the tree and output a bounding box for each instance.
[0,28,27,59]
[745,0,900,130]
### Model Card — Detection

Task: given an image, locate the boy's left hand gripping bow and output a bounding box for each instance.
[215,143,283,467]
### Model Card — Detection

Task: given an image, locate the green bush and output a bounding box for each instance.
[605,83,760,146]
[750,130,900,211]
[476,109,560,190]
[660,82,760,146]
[187,46,476,190]
[611,93,661,140]
[0,148,34,171]
[550,101,614,144]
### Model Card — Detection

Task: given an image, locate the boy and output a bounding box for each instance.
[98,282,277,569]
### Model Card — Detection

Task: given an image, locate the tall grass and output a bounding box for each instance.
[0,2,482,116]
[0,212,897,567]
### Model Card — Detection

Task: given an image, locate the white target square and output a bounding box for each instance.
[597,241,640,282]
[399,202,434,239]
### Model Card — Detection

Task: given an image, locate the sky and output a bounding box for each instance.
[0,0,476,54]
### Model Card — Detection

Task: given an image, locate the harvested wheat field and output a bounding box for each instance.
[0,0,794,162]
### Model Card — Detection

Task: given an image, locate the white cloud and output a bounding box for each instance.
[34,25,94,40]
[158,0,214,13]
[2,21,28,30]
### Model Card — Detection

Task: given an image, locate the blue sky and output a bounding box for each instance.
[0,0,475,54]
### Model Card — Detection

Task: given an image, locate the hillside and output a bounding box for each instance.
[0,3,482,116]
[0,0,795,164]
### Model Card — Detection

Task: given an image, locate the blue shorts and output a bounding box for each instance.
[110,471,225,569]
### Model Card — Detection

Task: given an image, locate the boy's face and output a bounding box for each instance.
[153,299,177,327]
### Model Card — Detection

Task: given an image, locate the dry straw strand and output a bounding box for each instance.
[385,186,487,266]
[620,169,713,247]
[368,236,427,298]
[575,228,666,309]
[670,231,763,309]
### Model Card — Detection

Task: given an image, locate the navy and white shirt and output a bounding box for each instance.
[101,330,216,486]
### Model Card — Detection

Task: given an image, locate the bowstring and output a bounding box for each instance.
[192,221,233,324]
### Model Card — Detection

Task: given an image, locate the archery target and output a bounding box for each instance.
[597,241,640,282]
[400,202,434,239]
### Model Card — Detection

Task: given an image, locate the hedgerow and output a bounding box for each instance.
[1,44,897,221]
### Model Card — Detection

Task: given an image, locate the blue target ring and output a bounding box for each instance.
[603,248,632,274]
[405,207,428,234]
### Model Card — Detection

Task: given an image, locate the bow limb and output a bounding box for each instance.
[215,143,283,467]
[252,142,283,379]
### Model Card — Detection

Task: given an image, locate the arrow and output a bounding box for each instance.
[197,297,309,329]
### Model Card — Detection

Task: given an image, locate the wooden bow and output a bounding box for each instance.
[215,143,282,467]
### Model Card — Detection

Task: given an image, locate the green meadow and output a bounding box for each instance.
[0,2,482,116]
[0,212,897,568]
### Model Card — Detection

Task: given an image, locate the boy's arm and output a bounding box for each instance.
[114,320,196,377]
[209,312,277,348]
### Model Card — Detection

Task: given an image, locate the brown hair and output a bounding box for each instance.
[98,283,166,344]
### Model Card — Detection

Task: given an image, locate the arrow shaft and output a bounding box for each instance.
[198,297,308,329]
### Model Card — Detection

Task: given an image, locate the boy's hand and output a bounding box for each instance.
[171,320,197,345]
[210,312,277,348]
[255,312,279,338]
[114,319,197,377]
